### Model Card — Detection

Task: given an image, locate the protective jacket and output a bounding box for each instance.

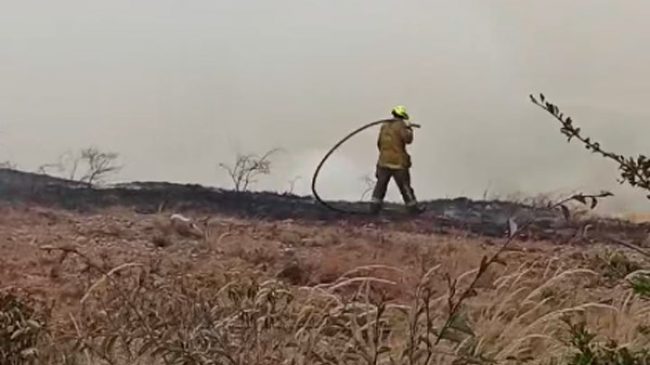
[376,118,413,169]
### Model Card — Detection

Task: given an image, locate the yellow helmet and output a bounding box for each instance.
[391,105,409,120]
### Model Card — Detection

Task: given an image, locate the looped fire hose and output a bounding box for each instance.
[311,120,420,215]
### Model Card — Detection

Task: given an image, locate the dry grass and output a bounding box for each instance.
[2,206,650,364]
[6,252,650,364]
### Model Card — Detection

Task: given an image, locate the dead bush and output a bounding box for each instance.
[219,148,281,192]
[37,147,122,187]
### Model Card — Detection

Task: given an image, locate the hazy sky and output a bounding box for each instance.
[2,1,650,213]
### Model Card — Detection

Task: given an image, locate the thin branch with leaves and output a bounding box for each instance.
[530,93,650,199]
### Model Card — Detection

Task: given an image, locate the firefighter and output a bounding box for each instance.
[369,105,424,214]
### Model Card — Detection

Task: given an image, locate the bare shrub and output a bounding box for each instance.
[38,147,122,187]
[78,147,122,187]
[219,148,281,192]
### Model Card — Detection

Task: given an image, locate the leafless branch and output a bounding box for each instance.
[37,147,121,187]
[78,147,122,187]
[219,148,282,192]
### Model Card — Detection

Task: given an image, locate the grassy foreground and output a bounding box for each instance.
[1,206,650,364]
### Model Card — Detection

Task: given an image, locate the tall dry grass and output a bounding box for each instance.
[4,246,650,365]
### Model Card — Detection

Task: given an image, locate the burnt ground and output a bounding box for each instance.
[0,168,648,246]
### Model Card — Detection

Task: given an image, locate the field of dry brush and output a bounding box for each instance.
[2,200,650,364]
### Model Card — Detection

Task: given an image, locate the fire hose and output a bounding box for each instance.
[311,120,421,214]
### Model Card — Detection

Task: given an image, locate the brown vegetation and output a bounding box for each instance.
[1,202,649,364]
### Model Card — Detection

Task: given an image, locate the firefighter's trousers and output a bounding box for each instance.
[370,165,418,213]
